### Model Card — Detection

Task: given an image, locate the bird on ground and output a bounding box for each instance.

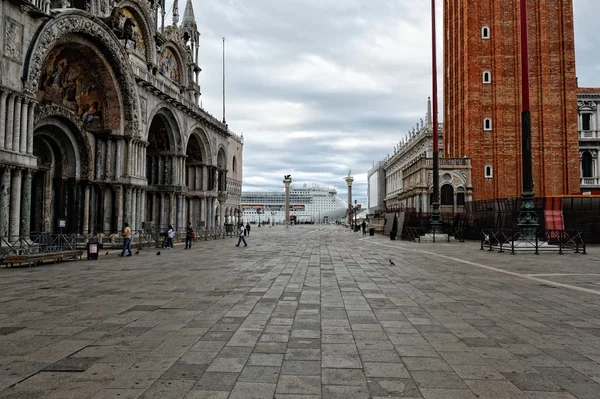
[156,251,161,255]
[389,259,395,266]
[105,252,109,255]
[134,250,139,255]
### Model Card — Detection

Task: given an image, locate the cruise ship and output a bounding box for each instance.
[241,184,349,224]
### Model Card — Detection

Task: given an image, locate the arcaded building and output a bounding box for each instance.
[443,0,580,200]
[0,0,243,237]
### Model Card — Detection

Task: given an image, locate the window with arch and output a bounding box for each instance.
[441,184,454,206]
[483,70,491,84]
[484,118,492,131]
[484,165,493,179]
[582,151,593,178]
[481,26,490,39]
[457,192,465,206]
[581,113,592,131]
[232,156,237,172]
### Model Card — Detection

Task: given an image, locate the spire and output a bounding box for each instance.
[172,0,179,26]
[427,96,432,129]
[182,0,197,28]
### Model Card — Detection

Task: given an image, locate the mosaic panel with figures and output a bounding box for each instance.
[159,47,181,84]
[37,47,105,128]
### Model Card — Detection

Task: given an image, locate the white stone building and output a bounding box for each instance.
[578,89,600,194]
[0,0,243,237]
[382,98,472,213]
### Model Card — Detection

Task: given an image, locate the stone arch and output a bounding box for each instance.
[34,105,93,180]
[23,11,139,135]
[186,128,212,163]
[146,106,182,189]
[35,38,123,132]
[31,116,91,233]
[217,146,227,169]
[117,0,157,63]
[146,106,183,154]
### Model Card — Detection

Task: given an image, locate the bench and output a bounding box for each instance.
[1,250,83,267]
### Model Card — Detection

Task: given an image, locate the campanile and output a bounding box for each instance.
[443,0,580,200]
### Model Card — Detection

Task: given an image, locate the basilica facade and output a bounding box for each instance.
[0,0,243,237]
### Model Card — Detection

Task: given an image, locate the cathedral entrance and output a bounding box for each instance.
[145,110,181,230]
[31,119,85,234]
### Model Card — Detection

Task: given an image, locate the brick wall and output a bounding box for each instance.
[444,0,580,201]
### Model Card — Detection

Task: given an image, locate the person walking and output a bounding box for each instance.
[185,222,194,249]
[166,225,174,249]
[236,223,247,247]
[119,222,133,257]
[361,220,367,235]
[246,222,251,236]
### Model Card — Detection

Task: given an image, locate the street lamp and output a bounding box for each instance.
[354,199,358,230]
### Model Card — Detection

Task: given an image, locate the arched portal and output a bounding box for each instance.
[145,108,182,230]
[32,117,90,233]
[184,131,211,228]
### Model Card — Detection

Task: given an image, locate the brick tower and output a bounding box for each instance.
[443,0,580,200]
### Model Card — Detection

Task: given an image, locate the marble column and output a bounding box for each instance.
[9,169,22,237]
[123,186,132,225]
[160,193,166,228]
[115,140,122,180]
[20,170,32,236]
[19,100,28,154]
[195,166,200,191]
[151,192,157,224]
[158,157,164,185]
[95,139,102,180]
[0,167,12,236]
[200,197,206,227]
[150,157,156,185]
[12,97,21,153]
[131,187,138,229]
[27,101,34,155]
[169,193,175,226]
[0,91,7,149]
[5,94,14,150]
[105,140,113,179]
[344,176,353,225]
[203,166,208,191]
[83,184,90,233]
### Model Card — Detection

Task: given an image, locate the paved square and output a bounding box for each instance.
[1,225,599,398]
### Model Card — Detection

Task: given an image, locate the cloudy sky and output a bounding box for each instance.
[173,0,599,206]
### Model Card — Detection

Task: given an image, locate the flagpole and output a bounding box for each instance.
[222,37,226,125]
[430,0,440,231]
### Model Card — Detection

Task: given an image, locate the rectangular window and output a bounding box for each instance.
[582,114,592,131]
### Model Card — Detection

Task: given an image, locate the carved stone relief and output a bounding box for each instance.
[4,17,24,62]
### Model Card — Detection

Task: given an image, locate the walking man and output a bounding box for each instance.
[119,222,133,257]
[236,223,247,247]
[166,225,175,249]
[361,220,367,235]
[246,222,251,236]
[185,222,194,249]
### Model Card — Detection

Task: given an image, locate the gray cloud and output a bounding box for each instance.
[175,0,598,206]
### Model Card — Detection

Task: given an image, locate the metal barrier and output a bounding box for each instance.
[480,229,586,255]
[0,233,78,260]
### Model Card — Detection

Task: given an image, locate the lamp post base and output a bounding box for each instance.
[517,191,538,241]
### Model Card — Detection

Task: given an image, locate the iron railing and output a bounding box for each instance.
[0,233,78,260]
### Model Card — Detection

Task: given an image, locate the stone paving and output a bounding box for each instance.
[1,225,600,398]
